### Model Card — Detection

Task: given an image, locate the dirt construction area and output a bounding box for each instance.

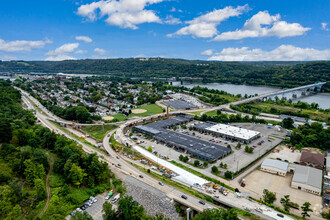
[244,170,323,218]
[132,109,147,114]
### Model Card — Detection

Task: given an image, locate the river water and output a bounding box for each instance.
[183,83,330,109]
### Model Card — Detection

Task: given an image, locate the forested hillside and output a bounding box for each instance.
[1,59,329,91]
[0,80,111,219]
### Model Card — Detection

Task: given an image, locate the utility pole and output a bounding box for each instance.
[187,208,191,220]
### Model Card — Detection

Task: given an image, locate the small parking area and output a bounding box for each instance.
[68,192,118,220]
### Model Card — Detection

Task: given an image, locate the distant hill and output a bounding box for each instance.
[0,58,329,91]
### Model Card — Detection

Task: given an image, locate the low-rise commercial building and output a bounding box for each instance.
[261,158,289,176]
[134,117,231,162]
[194,121,260,143]
[291,165,322,195]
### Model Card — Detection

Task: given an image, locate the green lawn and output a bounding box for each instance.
[110,113,127,121]
[81,124,118,140]
[205,110,218,117]
[188,110,204,116]
[129,104,164,117]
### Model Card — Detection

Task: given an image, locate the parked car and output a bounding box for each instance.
[277,213,284,218]
[199,200,205,205]
[158,181,164,186]
[139,175,144,178]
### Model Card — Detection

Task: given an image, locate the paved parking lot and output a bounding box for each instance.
[67,193,118,220]
[138,122,287,176]
[245,170,323,218]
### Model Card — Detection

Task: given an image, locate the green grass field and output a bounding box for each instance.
[109,113,126,121]
[129,104,164,117]
[255,103,329,122]
[81,124,118,140]
[205,110,218,117]
[188,110,204,116]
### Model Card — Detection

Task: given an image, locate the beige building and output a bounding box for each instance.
[261,158,288,176]
[291,165,322,195]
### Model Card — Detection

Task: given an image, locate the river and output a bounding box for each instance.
[183,83,330,109]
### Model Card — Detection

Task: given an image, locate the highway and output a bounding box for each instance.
[20,88,297,220]
[21,90,221,214]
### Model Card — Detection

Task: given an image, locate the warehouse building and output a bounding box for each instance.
[194,122,260,143]
[134,117,231,162]
[261,158,289,176]
[291,165,322,195]
[164,100,197,110]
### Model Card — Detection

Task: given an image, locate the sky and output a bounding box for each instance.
[0,0,329,61]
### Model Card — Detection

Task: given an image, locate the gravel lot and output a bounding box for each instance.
[125,176,182,220]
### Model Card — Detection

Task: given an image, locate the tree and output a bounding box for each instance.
[34,178,46,201]
[262,189,276,204]
[236,142,241,149]
[224,171,233,179]
[179,154,184,161]
[193,208,239,220]
[280,195,291,212]
[71,211,93,220]
[281,117,294,129]
[301,202,312,218]
[203,161,208,167]
[219,162,223,168]
[194,160,200,167]
[183,156,189,163]
[223,164,227,169]
[211,166,218,174]
[227,144,231,149]
[36,164,46,179]
[6,204,23,220]
[23,159,36,185]
[117,196,146,220]
[147,146,153,153]
[102,202,118,220]
[69,163,85,187]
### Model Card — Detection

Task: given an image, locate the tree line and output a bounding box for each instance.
[1,59,329,91]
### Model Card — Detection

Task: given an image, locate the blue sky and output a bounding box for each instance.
[0,0,329,61]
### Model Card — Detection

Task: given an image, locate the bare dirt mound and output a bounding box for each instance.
[132,109,147,114]
[102,116,114,120]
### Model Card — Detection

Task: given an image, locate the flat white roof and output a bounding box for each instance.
[261,158,289,173]
[206,124,260,141]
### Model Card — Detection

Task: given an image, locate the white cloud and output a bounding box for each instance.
[213,11,310,41]
[45,55,77,61]
[0,55,17,60]
[167,5,249,38]
[46,43,79,56]
[169,7,176,12]
[164,15,181,25]
[201,49,214,56]
[0,38,51,52]
[77,0,164,29]
[75,35,93,43]
[94,48,106,55]
[321,22,329,31]
[45,43,79,61]
[207,45,330,61]
[134,54,145,58]
[75,50,88,54]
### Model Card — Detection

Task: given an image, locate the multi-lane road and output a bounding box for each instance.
[21,88,297,220]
